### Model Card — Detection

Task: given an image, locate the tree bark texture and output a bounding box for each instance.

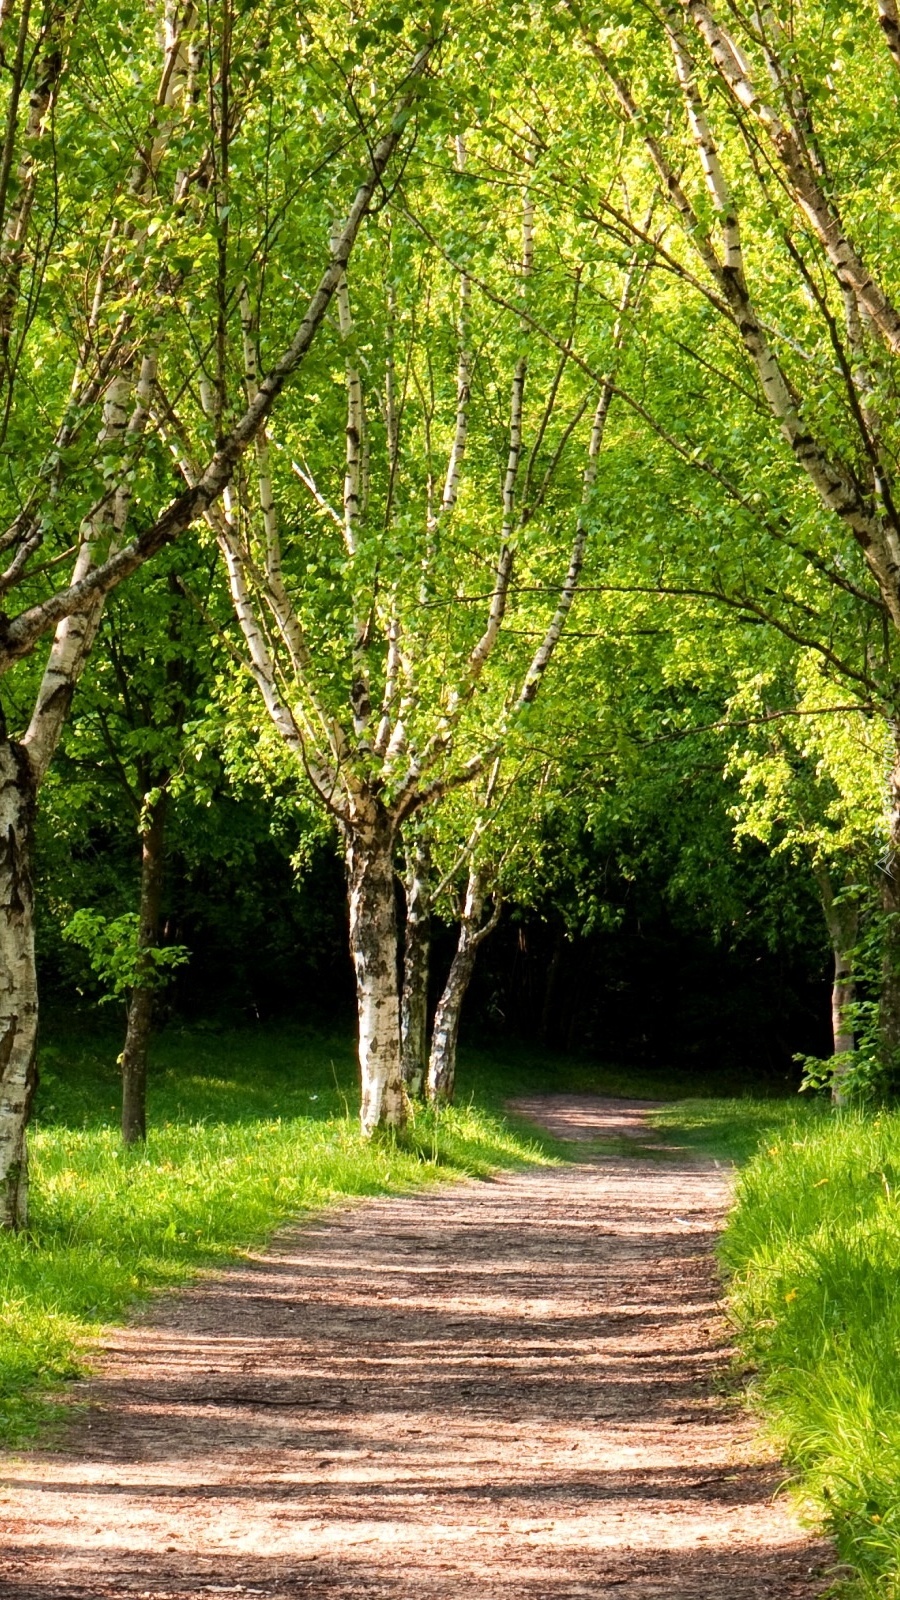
[400,838,431,1099]
[427,933,479,1107]
[881,743,900,1084]
[346,807,407,1135]
[0,740,37,1229]
[427,867,498,1106]
[813,863,859,1106]
[120,785,168,1145]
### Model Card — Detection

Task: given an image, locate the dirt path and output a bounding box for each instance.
[0,1095,832,1599]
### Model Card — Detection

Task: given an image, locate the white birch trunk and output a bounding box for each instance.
[652,23,900,627]
[346,808,407,1134]
[0,738,36,1229]
[682,0,900,357]
[880,735,900,1087]
[427,865,499,1105]
[812,863,858,1107]
[400,837,431,1098]
[427,931,478,1106]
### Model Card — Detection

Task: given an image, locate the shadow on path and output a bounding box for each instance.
[0,1096,832,1598]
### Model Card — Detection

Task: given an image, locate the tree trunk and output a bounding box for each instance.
[881,739,900,1083]
[120,785,168,1145]
[427,929,479,1106]
[346,806,407,1135]
[813,863,859,1107]
[427,866,498,1106]
[400,837,431,1098]
[0,740,38,1230]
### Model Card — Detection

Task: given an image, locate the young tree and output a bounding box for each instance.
[0,0,438,1225]
[55,556,217,1141]
[170,96,655,1132]
[541,0,900,1066]
[727,663,888,1099]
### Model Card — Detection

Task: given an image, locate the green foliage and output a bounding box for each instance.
[61,909,188,1002]
[721,1112,900,1597]
[797,906,898,1103]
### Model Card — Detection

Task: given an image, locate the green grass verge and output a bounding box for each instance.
[650,1095,900,1595]
[651,1094,826,1164]
[712,1107,900,1598]
[0,1024,561,1448]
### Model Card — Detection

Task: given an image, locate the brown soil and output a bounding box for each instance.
[0,1095,833,1599]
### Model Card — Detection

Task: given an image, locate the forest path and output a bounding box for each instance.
[0,1095,832,1599]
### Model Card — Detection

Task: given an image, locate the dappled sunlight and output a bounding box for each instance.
[0,1100,830,1598]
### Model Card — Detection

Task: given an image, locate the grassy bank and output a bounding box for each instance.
[650,1096,900,1594]
[710,1108,900,1597]
[0,1025,561,1447]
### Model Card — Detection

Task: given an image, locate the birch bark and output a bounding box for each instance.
[880,738,900,1085]
[583,21,900,629]
[400,837,431,1098]
[812,863,858,1106]
[0,358,155,1215]
[879,0,900,71]
[0,14,430,1211]
[345,803,407,1135]
[0,1,191,1219]
[680,0,900,357]
[0,40,437,668]
[427,864,498,1104]
[120,785,168,1144]
[0,736,36,1228]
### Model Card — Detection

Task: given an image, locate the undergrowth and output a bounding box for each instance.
[0,1024,559,1447]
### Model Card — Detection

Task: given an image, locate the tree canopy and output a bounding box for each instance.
[0,0,897,1220]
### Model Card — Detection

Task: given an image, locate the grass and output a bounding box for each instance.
[12,1020,900,1600]
[0,1022,562,1447]
[711,1106,900,1598]
[651,1094,827,1164]
[647,1093,900,1595]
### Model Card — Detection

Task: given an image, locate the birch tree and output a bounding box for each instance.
[0,0,438,1225]
[726,663,888,1100]
[551,0,900,1069]
[168,109,651,1133]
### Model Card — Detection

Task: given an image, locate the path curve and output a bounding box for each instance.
[0,1095,832,1598]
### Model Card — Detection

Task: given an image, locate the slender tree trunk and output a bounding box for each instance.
[346,805,407,1135]
[831,946,856,1064]
[120,785,169,1145]
[427,866,498,1106]
[427,929,480,1106]
[813,863,859,1106]
[881,738,900,1081]
[400,838,431,1098]
[0,739,37,1229]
